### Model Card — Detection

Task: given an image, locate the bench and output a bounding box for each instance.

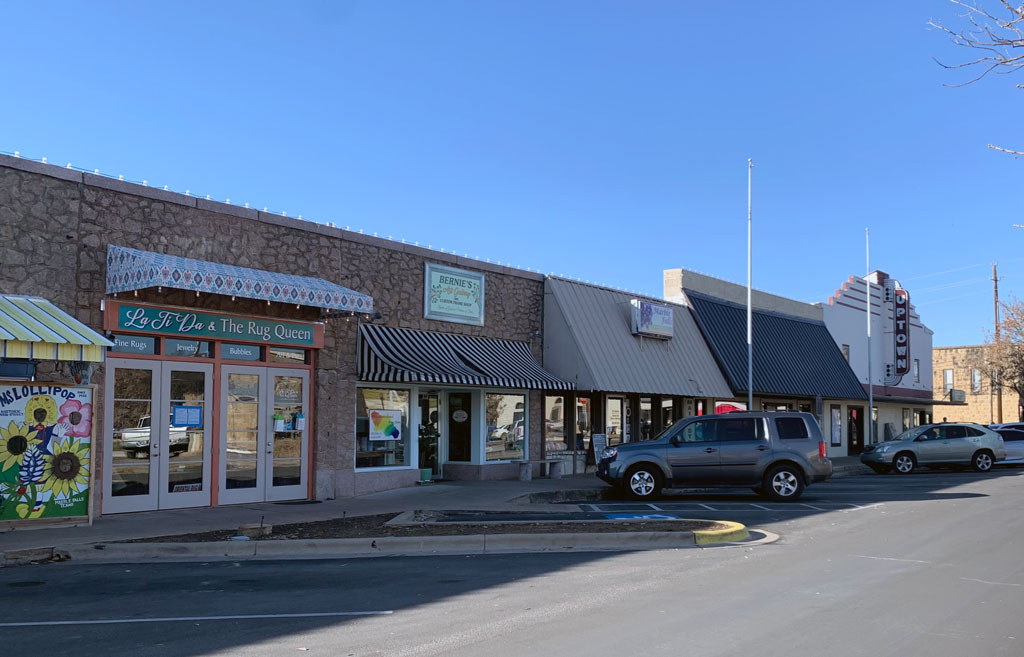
[512,459,565,481]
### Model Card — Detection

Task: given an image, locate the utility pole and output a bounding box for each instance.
[994,264,1002,424]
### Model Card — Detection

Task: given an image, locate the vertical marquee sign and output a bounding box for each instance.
[893,288,911,377]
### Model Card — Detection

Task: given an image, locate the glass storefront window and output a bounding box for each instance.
[575,397,592,451]
[661,398,675,429]
[545,395,567,453]
[639,398,652,441]
[356,388,410,468]
[486,393,526,461]
[606,398,624,446]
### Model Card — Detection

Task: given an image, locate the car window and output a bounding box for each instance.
[775,417,809,440]
[964,427,986,437]
[917,427,942,441]
[716,418,758,442]
[678,420,718,443]
[944,426,967,439]
[997,429,1024,442]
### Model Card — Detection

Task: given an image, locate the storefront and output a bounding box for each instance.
[100,245,372,512]
[356,323,572,480]
[541,278,734,471]
[0,294,112,525]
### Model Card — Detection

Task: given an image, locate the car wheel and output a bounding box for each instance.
[623,465,663,500]
[972,450,994,473]
[892,452,916,475]
[761,464,805,502]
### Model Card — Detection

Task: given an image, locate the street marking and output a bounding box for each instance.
[647,503,663,511]
[845,503,883,510]
[0,611,394,628]
[960,577,1023,587]
[749,503,771,510]
[850,555,931,564]
[800,503,825,511]
[698,504,717,510]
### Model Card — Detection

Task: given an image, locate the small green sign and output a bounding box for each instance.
[117,304,317,347]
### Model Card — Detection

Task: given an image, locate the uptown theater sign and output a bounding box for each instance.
[893,288,910,376]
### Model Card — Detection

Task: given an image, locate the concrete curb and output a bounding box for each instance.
[693,521,750,545]
[1,527,770,566]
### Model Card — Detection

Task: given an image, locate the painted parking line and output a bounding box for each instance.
[584,502,885,513]
[0,611,394,628]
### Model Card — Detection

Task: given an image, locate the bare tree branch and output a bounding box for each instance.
[930,1,1024,85]
[989,144,1024,157]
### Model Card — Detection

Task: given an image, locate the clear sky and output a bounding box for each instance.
[3,1,1020,347]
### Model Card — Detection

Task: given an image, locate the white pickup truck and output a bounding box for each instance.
[116,416,190,459]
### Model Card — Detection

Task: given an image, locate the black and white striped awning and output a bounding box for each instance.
[359,324,573,390]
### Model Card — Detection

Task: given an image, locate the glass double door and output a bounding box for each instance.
[219,366,309,504]
[105,359,212,513]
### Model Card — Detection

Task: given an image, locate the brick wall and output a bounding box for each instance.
[931,346,1020,424]
[0,157,546,502]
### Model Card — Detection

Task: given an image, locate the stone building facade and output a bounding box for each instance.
[0,154,559,518]
[932,345,1020,425]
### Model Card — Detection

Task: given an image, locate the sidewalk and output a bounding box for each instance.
[0,457,869,558]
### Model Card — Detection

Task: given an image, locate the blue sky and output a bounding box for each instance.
[3,1,1021,346]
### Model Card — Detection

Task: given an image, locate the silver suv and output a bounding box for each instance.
[597,411,832,502]
[860,423,1006,474]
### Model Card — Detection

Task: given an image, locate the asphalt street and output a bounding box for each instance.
[2,469,1023,657]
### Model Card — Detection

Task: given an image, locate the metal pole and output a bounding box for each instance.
[747,159,754,411]
[994,264,1002,423]
[866,228,873,445]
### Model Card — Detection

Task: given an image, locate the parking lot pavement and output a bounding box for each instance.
[575,468,1024,525]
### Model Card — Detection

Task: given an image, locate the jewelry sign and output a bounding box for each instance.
[424,263,485,326]
[0,384,93,521]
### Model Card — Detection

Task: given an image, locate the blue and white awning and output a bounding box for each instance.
[106,245,373,313]
[359,324,573,390]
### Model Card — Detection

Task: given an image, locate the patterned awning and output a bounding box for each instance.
[0,295,113,363]
[359,324,573,390]
[106,245,373,313]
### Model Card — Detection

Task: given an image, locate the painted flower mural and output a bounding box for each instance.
[42,438,90,498]
[0,386,92,521]
[0,422,40,472]
[58,399,93,438]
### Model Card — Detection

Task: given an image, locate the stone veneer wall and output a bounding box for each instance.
[0,156,547,509]
[931,346,1020,424]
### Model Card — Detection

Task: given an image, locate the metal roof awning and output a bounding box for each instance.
[0,295,113,363]
[359,324,574,390]
[686,290,867,400]
[106,245,373,313]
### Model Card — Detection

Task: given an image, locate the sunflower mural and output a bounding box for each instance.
[0,385,92,521]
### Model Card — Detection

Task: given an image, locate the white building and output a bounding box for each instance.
[822,270,937,450]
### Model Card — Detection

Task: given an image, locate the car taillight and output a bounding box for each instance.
[818,441,827,459]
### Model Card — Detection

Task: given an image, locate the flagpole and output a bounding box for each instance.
[866,228,873,445]
[747,159,754,411]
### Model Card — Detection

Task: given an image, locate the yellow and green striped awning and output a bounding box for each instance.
[0,295,113,363]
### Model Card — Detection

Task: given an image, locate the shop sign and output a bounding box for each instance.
[223,343,262,361]
[110,334,157,354]
[892,288,910,376]
[424,263,485,326]
[369,409,402,441]
[0,384,93,521]
[113,303,321,347]
[631,299,674,339]
[165,338,211,358]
